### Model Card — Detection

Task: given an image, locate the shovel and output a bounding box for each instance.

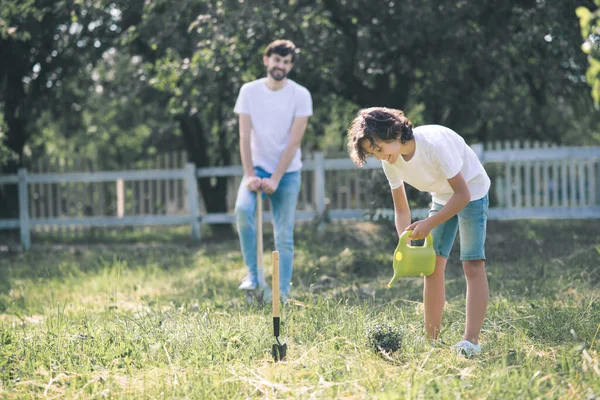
[271,250,287,361]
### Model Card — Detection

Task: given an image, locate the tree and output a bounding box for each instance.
[2,0,598,223]
[299,0,598,144]
[0,0,144,217]
[578,2,600,105]
[31,49,181,171]
[52,0,600,218]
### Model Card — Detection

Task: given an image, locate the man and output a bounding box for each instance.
[233,39,313,301]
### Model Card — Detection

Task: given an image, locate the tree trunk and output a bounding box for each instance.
[177,112,234,237]
[0,92,29,219]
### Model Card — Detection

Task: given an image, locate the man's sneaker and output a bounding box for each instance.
[238,276,258,290]
[452,340,481,357]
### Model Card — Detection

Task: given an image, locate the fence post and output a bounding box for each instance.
[313,151,325,217]
[116,178,125,218]
[596,158,600,205]
[18,168,31,250]
[185,163,201,241]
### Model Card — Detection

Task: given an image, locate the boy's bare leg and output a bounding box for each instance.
[424,256,448,340]
[462,259,488,344]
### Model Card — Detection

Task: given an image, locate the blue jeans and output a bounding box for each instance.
[235,167,301,295]
[428,193,489,260]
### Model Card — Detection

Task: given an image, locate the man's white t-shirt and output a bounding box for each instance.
[382,125,491,205]
[233,78,313,173]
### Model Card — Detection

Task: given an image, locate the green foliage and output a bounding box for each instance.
[0,0,132,170]
[30,50,181,169]
[2,0,600,217]
[578,3,600,108]
[0,114,17,166]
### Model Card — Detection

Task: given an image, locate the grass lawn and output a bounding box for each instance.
[0,220,599,399]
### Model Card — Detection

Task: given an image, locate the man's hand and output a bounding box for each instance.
[261,177,279,194]
[246,176,262,192]
[405,219,435,240]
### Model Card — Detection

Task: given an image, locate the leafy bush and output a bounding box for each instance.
[366,321,403,354]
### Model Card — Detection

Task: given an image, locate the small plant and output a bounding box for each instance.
[366,321,403,354]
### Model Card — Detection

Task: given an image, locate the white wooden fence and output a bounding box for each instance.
[0,165,200,249]
[0,142,599,249]
[196,142,600,223]
[24,152,190,220]
[481,140,599,219]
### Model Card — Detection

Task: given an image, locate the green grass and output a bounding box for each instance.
[1,220,599,399]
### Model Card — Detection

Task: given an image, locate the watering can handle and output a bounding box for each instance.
[399,230,434,248]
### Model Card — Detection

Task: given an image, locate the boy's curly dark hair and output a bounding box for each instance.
[347,107,414,167]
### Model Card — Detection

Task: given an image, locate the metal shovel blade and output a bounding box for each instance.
[271,251,286,362]
[271,340,287,361]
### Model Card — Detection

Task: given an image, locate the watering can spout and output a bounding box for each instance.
[387,273,400,288]
[387,234,406,288]
[387,230,436,286]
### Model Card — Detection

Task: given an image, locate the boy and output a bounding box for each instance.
[347,107,490,356]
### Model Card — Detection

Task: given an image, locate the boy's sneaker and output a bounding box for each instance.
[452,340,481,357]
[238,276,258,290]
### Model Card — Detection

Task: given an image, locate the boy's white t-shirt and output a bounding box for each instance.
[382,125,491,205]
[233,78,313,173]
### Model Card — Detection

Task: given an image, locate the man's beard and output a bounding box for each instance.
[268,68,287,81]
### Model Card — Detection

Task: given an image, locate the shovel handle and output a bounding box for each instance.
[272,250,280,318]
[256,191,263,273]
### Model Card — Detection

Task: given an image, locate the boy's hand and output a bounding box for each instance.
[261,177,279,194]
[406,219,434,240]
[246,176,262,192]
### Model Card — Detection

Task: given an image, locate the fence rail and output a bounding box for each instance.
[1,142,599,249]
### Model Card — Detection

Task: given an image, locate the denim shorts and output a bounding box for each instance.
[428,193,489,261]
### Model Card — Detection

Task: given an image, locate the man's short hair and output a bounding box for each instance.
[265,40,297,62]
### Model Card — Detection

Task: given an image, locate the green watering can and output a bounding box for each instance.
[388,230,436,288]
